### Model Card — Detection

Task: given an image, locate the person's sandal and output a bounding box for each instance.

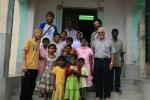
[38,93,44,98]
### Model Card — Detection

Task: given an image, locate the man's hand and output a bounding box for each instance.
[121,60,124,66]
[109,63,113,70]
[22,64,28,72]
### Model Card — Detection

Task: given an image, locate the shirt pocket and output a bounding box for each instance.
[104,45,110,52]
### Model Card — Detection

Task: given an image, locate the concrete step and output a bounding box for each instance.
[121,78,136,85]
[10,79,143,100]
[14,87,20,94]
[11,95,42,100]
[111,92,142,100]
[120,84,138,92]
[11,91,142,100]
[11,95,19,100]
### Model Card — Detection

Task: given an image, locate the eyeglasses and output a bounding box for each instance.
[98,31,104,33]
[112,32,118,34]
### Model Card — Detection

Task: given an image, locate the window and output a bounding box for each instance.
[79,15,94,20]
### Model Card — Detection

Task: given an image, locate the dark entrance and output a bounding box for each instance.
[62,8,97,44]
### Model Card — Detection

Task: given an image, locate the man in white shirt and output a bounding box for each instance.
[39,11,57,46]
[92,27,116,100]
[64,20,77,40]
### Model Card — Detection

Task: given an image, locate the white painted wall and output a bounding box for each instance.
[0,0,9,33]
[35,0,58,28]
[9,0,38,76]
[103,0,126,45]
[102,0,137,65]
[26,0,37,38]
[63,0,98,8]
[9,0,20,76]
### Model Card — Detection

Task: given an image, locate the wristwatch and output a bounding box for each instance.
[110,62,113,65]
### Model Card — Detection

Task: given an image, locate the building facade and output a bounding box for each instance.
[0,0,148,99]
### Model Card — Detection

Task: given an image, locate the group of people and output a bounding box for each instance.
[19,11,125,100]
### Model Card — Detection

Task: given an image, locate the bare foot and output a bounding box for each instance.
[95,97,99,100]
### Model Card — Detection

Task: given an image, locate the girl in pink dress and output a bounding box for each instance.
[38,38,50,76]
[37,38,50,97]
[76,37,94,87]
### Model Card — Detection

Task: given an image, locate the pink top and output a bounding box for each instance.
[76,46,93,64]
[76,46,93,87]
[38,47,48,76]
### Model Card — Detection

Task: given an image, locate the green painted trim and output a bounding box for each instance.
[79,15,94,20]
[131,0,145,64]
[7,0,15,34]
[56,8,62,32]
[17,0,28,61]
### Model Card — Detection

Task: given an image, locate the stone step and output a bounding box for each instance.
[11,79,143,100]
[121,78,136,85]
[14,87,20,94]
[120,84,138,92]
[111,92,142,100]
[11,95,19,100]
[11,92,142,100]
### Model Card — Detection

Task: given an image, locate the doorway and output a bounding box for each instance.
[62,8,97,44]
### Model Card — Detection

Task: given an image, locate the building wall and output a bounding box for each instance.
[8,0,145,77]
[9,0,20,76]
[0,0,145,99]
[34,0,145,79]
[34,0,127,61]
[34,0,58,28]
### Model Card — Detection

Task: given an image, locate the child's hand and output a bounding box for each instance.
[50,86,53,92]
[39,55,44,60]
[74,70,80,76]
[71,69,75,75]
[53,84,56,91]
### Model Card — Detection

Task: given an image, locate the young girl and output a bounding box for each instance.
[52,33,64,57]
[65,55,81,100]
[51,56,66,100]
[72,31,82,49]
[38,38,50,78]
[62,44,76,65]
[38,38,50,97]
[76,37,93,87]
[78,58,89,100]
[60,31,68,47]
[39,44,57,100]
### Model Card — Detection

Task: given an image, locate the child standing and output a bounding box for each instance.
[51,56,66,100]
[76,37,93,87]
[72,31,82,49]
[20,28,42,100]
[78,58,89,100]
[65,55,81,100]
[62,45,76,65]
[60,31,68,47]
[39,11,57,45]
[52,34,64,56]
[39,44,57,100]
[38,38,50,78]
[37,38,50,97]
[66,37,74,47]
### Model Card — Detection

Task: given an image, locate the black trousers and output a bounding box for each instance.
[112,67,122,90]
[20,69,38,100]
[93,58,112,99]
